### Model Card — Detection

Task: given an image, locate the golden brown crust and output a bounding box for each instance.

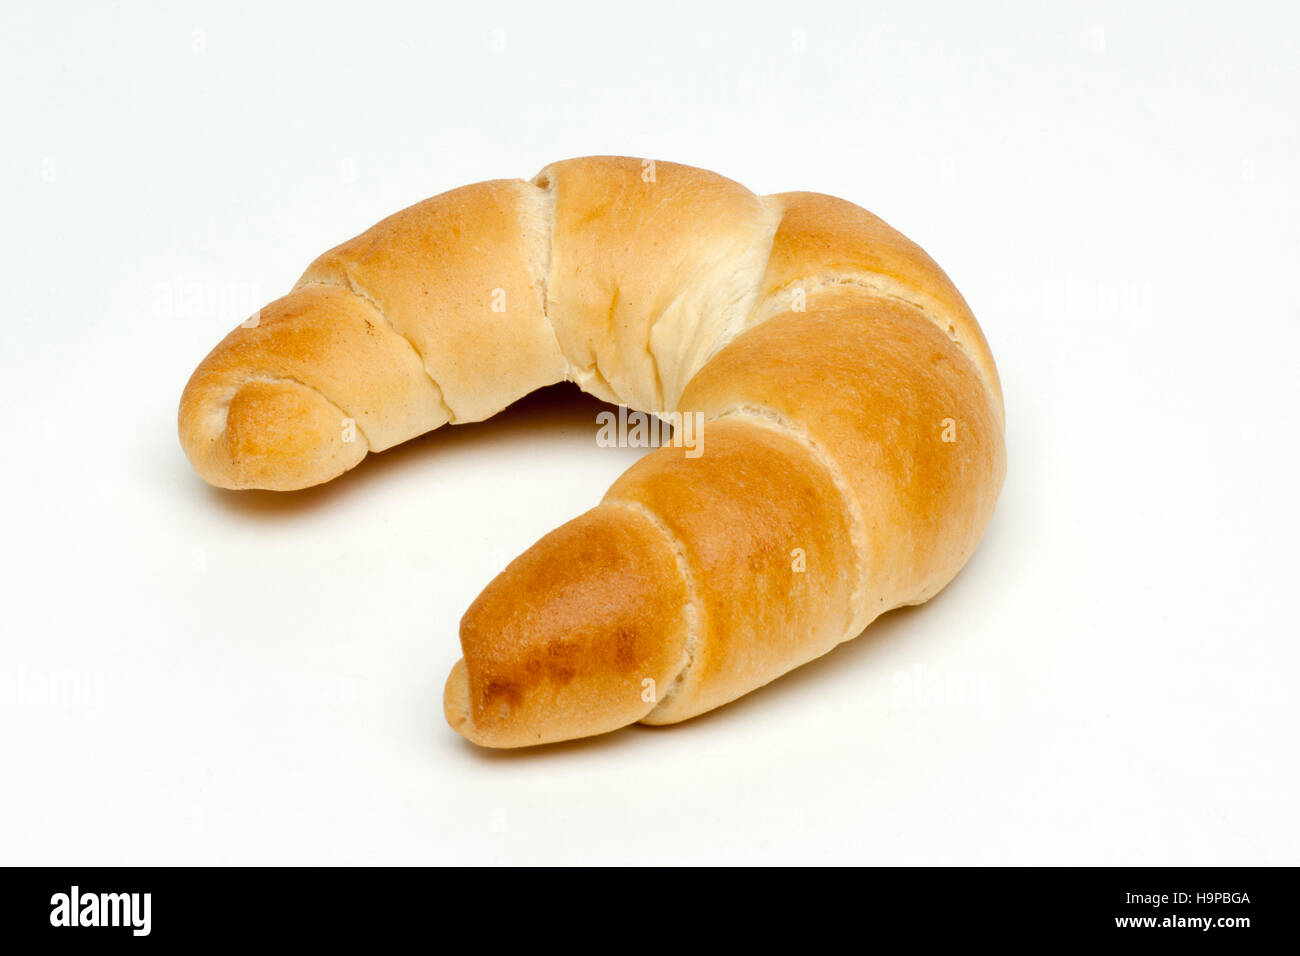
[444,504,691,747]
[297,179,565,424]
[604,418,857,723]
[537,157,781,411]
[755,192,1004,419]
[178,157,1008,746]
[178,284,446,490]
[678,293,1006,629]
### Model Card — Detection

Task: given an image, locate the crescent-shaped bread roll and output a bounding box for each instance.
[179,157,1006,747]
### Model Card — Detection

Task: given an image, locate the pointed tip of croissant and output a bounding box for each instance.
[442,504,693,749]
[179,375,367,491]
[441,658,570,749]
[442,658,480,742]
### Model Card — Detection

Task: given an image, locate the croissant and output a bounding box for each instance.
[179,156,1006,747]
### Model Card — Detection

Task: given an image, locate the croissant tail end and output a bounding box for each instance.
[442,659,491,745]
[179,378,368,491]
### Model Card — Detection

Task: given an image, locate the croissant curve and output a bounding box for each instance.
[179,156,1006,747]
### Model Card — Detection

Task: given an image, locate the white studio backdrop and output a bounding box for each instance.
[1,0,1297,864]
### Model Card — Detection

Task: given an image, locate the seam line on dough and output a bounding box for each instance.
[227,371,374,450]
[598,285,630,407]
[643,322,666,414]
[603,498,701,718]
[524,174,571,382]
[693,194,785,376]
[761,274,950,340]
[710,404,867,639]
[528,170,628,406]
[657,194,783,412]
[295,277,456,423]
[525,170,577,387]
[756,272,1001,407]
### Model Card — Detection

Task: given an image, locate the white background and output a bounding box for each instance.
[2,0,1297,865]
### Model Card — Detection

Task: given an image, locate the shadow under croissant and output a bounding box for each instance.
[201,382,617,519]
[446,601,949,761]
[196,379,992,756]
